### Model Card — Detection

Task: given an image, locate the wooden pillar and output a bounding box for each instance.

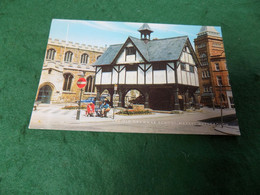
[144,89,149,108]
[174,87,180,110]
[174,62,180,110]
[118,88,123,107]
[185,89,190,109]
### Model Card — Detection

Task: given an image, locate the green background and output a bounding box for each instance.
[0,0,259,194]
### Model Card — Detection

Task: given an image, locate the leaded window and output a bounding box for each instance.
[81,53,89,64]
[46,49,56,60]
[85,76,95,93]
[63,73,73,91]
[64,51,73,62]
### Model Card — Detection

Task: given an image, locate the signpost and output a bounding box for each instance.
[76,78,86,120]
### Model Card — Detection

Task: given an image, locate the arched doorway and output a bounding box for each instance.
[124,89,144,108]
[37,85,53,104]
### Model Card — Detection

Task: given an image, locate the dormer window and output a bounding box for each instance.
[126,47,136,56]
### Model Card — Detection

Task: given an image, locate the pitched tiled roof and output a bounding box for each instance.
[93,36,188,66]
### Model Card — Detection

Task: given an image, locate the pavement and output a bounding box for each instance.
[29,104,240,136]
[214,119,241,136]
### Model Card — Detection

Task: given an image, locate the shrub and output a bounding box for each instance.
[117,109,151,115]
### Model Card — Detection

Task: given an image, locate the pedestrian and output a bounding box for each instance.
[100,101,110,117]
[86,102,95,117]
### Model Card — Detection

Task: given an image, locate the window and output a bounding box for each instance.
[217,76,223,86]
[64,51,73,62]
[204,86,208,93]
[46,49,56,60]
[215,63,220,71]
[227,76,230,86]
[85,76,95,93]
[102,66,112,72]
[225,62,228,70]
[153,64,166,70]
[126,65,138,71]
[81,53,88,64]
[126,47,136,55]
[202,71,205,78]
[213,42,222,48]
[189,65,194,73]
[207,70,210,77]
[48,69,52,74]
[63,73,73,91]
[200,53,207,58]
[198,43,206,48]
[97,55,101,60]
[201,62,208,66]
[181,63,186,71]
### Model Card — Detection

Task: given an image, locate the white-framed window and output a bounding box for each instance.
[64,51,73,62]
[217,76,223,86]
[46,49,56,60]
[215,63,220,71]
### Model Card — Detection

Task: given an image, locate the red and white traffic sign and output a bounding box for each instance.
[77,78,86,88]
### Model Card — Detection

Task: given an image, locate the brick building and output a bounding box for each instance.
[35,38,106,104]
[194,26,234,108]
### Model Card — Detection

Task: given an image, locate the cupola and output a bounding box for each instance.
[138,23,153,42]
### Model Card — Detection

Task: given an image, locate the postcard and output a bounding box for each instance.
[29,19,240,136]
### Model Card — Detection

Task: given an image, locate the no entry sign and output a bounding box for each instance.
[77,78,86,88]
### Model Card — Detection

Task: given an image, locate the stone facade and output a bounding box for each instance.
[35,38,106,104]
[194,27,234,108]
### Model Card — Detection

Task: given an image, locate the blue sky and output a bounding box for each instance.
[49,19,222,48]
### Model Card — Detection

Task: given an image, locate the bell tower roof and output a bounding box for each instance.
[197,26,220,37]
[138,23,153,32]
[138,23,153,42]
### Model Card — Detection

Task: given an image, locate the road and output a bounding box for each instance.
[29,104,238,135]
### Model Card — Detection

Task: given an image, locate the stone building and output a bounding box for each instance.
[93,23,200,111]
[35,38,106,104]
[194,26,234,108]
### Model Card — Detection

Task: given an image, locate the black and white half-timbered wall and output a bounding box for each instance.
[93,23,201,110]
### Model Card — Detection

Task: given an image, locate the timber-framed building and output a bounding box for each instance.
[93,24,201,111]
